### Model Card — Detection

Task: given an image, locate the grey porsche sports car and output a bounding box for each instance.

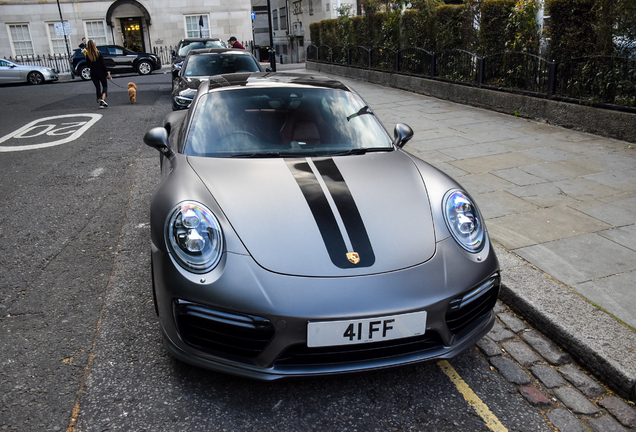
[144,73,500,380]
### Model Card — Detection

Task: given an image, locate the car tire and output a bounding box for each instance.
[137,60,152,75]
[27,71,44,85]
[78,65,91,80]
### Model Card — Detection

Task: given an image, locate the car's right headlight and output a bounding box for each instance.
[173,88,197,108]
[443,190,485,253]
[166,201,224,273]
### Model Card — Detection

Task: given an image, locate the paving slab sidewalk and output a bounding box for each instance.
[315,71,636,401]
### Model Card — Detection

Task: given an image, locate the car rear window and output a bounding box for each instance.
[184,54,260,76]
[184,87,393,158]
[178,40,226,57]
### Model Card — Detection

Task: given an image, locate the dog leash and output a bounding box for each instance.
[108,77,130,89]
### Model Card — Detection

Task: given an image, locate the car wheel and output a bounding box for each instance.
[79,65,91,80]
[137,60,152,75]
[27,71,44,85]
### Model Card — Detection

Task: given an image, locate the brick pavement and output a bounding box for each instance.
[481,301,636,431]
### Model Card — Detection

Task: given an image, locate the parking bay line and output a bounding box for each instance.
[438,360,508,432]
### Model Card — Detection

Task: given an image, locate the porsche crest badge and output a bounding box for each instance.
[346,252,360,264]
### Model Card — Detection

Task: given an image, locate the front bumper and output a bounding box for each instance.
[151,236,500,380]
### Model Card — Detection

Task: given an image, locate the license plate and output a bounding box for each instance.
[307,311,427,348]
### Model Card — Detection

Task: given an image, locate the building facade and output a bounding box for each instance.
[260,0,356,64]
[1,0,253,59]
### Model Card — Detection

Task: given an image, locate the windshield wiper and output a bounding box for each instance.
[327,147,393,156]
[347,106,374,121]
[229,151,314,158]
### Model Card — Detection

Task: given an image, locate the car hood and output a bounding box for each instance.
[187,151,437,277]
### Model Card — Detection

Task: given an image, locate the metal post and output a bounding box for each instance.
[266,0,276,72]
[56,0,74,78]
[547,62,556,99]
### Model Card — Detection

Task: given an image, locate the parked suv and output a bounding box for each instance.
[72,45,161,80]
[171,38,226,87]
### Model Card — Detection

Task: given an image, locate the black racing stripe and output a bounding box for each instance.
[313,158,375,268]
[285,160,351,268]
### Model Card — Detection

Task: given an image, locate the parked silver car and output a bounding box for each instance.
[0,59,59,85]
[144,73,500,380]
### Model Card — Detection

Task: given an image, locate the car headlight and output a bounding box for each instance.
[166,201,224,273]
[174,88,197,108]
[173,61,183,71]
[443,190,484,253]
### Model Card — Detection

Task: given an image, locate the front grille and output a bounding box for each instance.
[445,274,500,336]
[275,332,444,366]
[174,300,275,359]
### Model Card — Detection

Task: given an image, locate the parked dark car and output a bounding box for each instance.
[143,72,500,380]
[171,48,263,110]
[171,38,226,85]
[72,45,161,80]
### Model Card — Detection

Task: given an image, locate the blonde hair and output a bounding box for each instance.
[86,40,99,62]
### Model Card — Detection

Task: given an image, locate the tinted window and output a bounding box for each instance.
[178,40,225,57]
[184,87,393,157]
[184,54,260,76]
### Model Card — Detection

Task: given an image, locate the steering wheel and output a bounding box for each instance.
[218,130,260,149]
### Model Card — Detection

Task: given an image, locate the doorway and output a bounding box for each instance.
[121,18,144,52]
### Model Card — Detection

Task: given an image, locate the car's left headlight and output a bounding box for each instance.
[166,201,224,273]
[443,190,485,253]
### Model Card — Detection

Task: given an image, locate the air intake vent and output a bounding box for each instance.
[276,332,444,366]
[174,300,275,359]
[446,274,500,336]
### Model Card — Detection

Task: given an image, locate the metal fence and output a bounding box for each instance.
[3,53,74,74]
[307,45,636,111]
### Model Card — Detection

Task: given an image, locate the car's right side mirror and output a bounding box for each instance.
[393,123,414,148]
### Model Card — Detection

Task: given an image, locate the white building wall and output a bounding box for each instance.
[0,0,253,58]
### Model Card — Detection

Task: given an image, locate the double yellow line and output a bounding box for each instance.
[438,360,508,432]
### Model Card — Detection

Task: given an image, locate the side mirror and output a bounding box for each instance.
[265,67,272,72]
[393,123,414,148]
[144,127,174,158]
[170,50,176,58]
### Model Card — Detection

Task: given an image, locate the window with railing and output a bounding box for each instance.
[47,23,69,54]
[9,24,34,56]
[185,15,210,38]
[85,21,107,46]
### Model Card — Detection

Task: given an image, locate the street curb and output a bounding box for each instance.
[498,263,636,401]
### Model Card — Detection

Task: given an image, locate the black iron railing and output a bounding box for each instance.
[307,44,636,111]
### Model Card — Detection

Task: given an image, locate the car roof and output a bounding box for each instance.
[199,72,352,93]
[186,48,250,56]
[179,38,222,43]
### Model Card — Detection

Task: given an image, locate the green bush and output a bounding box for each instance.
[546,0,597,60]
[401,0,441,50]
[480,0,516,55]
[435,4,472,50]
[309,22,320,46]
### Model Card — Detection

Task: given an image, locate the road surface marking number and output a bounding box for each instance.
[0,114,102,152]
[438,360,508,432]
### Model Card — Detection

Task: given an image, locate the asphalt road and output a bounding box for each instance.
[1,71,556,431]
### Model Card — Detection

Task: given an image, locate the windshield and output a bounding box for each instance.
[184,87,393,158]
[183,54,260,76]
[178,41,225,57]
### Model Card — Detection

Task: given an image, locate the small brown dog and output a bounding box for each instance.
[127,82,137,104]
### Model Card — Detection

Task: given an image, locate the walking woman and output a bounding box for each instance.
[84,40,111,108]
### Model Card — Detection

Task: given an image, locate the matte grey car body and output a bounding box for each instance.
[144,73,500,380]
[0,58,58,85]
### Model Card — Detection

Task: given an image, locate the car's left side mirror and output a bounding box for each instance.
[265,67,272,72]
[170,50,176,58]
[144,127,174,158]
[393,123,414,148]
